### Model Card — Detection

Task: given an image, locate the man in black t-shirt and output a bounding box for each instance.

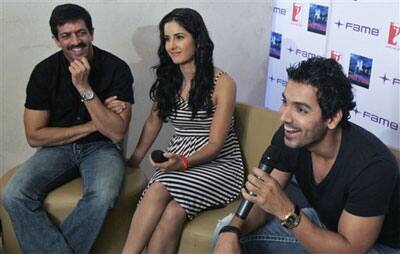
[2,4,134,254]
[214,57,399,253]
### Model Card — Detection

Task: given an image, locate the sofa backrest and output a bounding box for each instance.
[234,102,400,173]
[234,102,282,173]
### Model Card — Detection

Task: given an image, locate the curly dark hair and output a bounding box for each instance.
[49,3,93,39]
[150,8,215,121]
[286,57,356,127]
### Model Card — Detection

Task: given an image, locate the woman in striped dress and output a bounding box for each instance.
[109,8,244,254]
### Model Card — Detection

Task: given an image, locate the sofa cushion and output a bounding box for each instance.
[178,201,239,253]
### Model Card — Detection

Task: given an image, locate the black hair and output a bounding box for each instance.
[150,8,215,121]
[286,57,356,127]
[49,3,93,39]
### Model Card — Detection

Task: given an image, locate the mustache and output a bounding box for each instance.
[67,43,86,51]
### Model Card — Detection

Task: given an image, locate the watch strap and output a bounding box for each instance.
[293,204,300,216]
[219,225,241,236]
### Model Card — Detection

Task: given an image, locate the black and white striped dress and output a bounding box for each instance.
[143,73,244,220]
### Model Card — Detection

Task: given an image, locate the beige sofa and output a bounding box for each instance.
[1,102,399,253]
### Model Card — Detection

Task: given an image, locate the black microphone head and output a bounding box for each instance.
[261,145,281,165]
[151,150,168,163]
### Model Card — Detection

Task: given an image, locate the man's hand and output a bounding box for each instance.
[105,96,127,114]
[69,57,91,92]
[242,167,294,220]
[85,120,97,133]
[214,233,241,254]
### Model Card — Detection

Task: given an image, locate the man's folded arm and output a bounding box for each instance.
[24,108,96,147]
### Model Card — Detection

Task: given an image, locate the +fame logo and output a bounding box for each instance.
[379,74,390,83]
[334,19,379,36]
[334,20,344,28]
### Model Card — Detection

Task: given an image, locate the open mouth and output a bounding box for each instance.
[284,125,301,137]
[68,43,86,52]
[71,47,84,53]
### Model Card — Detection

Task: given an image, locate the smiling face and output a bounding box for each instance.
[163,21,196,66]
[280,80,329,149]
[53,19,93,62]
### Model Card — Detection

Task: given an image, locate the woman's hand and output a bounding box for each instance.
[149,152,186,172]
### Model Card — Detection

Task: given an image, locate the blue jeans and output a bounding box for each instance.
[212,209,400,254]
[2,141,125,254]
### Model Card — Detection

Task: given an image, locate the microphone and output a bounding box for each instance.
[151,150,168,163]
[235,145,281,219]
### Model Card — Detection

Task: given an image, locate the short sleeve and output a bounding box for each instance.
[25,65,50,110]
[345,158,398,217]
[105,62,134,104]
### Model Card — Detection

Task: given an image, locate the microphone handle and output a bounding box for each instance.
[235,200,254,220]
[235,163,272,219]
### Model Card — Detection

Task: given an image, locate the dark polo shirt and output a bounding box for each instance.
[25,46,134,144]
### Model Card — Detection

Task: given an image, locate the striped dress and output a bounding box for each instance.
[143,73,244,220]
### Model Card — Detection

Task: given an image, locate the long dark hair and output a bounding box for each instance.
[150,8,215,121]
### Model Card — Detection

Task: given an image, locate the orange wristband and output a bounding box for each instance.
[179,154,189,171]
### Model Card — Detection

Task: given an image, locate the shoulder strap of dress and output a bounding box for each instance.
[213,71,226,85]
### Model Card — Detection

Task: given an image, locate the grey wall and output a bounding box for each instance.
[1,0,273,177]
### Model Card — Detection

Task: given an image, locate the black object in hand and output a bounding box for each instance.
[151,150,168,163]
[235,145,281,219]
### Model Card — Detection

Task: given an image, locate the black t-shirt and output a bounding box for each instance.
[25,46,134,144]
[270,123,400,248]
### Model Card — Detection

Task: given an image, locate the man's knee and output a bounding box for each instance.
[2,179,37,212]
[84,187,121,210]
[2,182,19,210]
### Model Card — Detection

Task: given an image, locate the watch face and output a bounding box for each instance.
[282,213,300,229]
[85,89,94,99]
[82,89,94,101]
[287,215,296,225]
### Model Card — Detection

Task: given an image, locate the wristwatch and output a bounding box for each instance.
[80,88,95,102]
[281,204,301,229]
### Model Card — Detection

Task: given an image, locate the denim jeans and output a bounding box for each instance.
[2,141,125,254]
[212,209,400,254]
